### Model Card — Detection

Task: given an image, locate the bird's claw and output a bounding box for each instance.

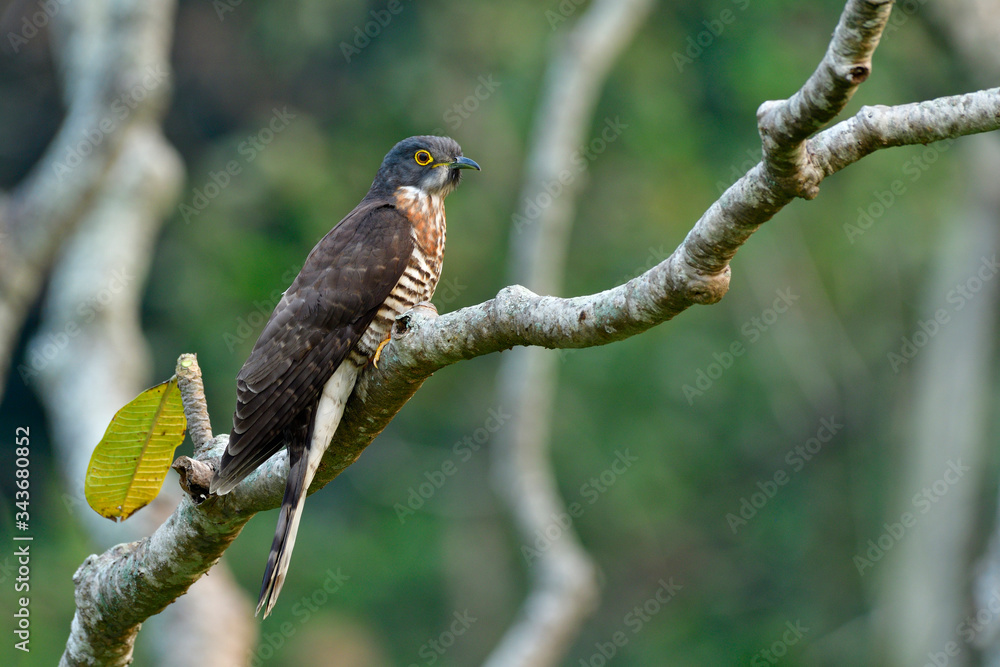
[372,337,391,369]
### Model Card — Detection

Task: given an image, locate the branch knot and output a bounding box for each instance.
[845,63,870,84]
[682,265,731,305]
[394,301,439,338]
[172,456,216,504]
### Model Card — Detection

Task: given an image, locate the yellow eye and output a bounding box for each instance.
[414,150,433,166]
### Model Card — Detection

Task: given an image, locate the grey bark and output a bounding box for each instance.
[60,1,1000,663]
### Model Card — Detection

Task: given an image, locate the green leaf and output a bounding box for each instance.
[85,377,187,521]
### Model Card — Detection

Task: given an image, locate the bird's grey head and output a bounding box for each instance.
[371,135,480,198]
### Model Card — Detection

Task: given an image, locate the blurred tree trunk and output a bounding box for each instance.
[482,0,653,665]
[6,1,257,664]
[876,139,1000,665]
[877,4,1000,664]
[32,131,257,666]
[0,0,157,401]
[930,4,1000,664]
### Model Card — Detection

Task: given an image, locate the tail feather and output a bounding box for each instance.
[257,443,310,617]
[255,362,360,617]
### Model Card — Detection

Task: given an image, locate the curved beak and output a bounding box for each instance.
[450,156,481,171]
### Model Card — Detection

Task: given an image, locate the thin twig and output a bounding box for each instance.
[175,353,214,456]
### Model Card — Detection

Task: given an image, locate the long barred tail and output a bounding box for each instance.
[256,363,359,616]
[257,440,311,617]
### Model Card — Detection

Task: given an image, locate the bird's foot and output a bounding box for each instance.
[372,336,391,369]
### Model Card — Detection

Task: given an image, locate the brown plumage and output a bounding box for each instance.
[210,136,479,617]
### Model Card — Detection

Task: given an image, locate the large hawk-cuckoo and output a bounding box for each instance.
[210,136,480,617]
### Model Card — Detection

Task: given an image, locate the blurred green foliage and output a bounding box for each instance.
[1,0,993,665]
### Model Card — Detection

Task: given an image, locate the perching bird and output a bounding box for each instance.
[209,136,480,617]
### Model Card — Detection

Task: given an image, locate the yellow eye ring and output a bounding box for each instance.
[414,150,433,166]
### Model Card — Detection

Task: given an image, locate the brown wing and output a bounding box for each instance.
[212,200,414,493]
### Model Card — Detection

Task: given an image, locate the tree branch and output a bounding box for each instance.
[62,0,1000,662]
[813,91,1000,174]
[388,90,1000,368]
[176,354,213,457]
[757,0,891,194]
[62,495,249,666]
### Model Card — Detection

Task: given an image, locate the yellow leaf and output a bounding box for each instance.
[85,377,187,521]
